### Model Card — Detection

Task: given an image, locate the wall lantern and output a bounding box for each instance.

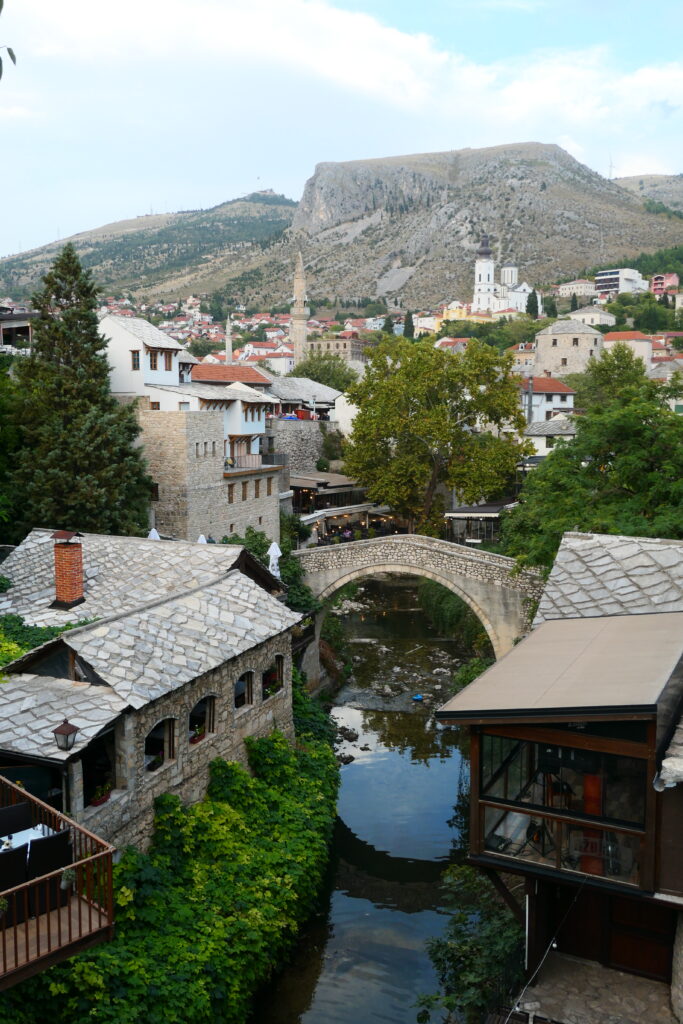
[53,718,79,752]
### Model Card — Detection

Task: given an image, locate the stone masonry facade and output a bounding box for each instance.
[265,419,324,473]
[139,409,280,543]
[73,632,294,850]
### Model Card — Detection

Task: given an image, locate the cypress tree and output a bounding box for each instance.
[403,310,415,339]
[526,290,539,318]
[544,296,558,318]
[382,314,394,335]
[570,292,579,311]
[10,244,151,539]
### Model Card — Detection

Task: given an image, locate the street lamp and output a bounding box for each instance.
[53,719,79,752]
[311,393,317,418]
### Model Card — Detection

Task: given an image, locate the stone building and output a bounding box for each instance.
[533,319,604,376]
[0,530,299,850]
[471,234,541,315]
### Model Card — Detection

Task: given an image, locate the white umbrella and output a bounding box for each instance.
[197,534,207,544]
[267,541,282,578]
[147,528,161,541]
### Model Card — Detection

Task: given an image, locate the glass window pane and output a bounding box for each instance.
[561,824,640,886]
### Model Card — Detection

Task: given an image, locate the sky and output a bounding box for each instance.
[1,0,682,258]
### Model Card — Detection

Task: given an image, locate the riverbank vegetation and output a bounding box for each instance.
[0,681,339,1024]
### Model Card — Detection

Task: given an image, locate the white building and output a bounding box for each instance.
[594,268,649,297]
[471,235,541,315]
[518,376,575,425]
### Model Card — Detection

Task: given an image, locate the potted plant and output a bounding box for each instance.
[90,781,113,807]
[60,867,76,892]
[189,723,205,745]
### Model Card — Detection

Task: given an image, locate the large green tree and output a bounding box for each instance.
[9,244,151,539]
[501,375,683,568]
[560,342,649,410]
[343,339,528,533]
[287,351,357,392]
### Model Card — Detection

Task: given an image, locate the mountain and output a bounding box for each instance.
[0,191,296,300]
[2,144,682,308]
[615,174,683,213]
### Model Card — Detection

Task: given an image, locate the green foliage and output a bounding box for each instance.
[501,374,683,567]
[449,656,494,694]
[570,292,578,311]
[560,343,649,410]
[364,300,387,317]
[315,457,329,472]
[291,667,336,746]
[6,245,151,542]
[417,581,492,656]
[417,865,523,1024]
[286,351,357,393]
[0,613,93,667]
[344,339,529,534]
[403,310,415,339]
[643,198,683,220]
[187,337,222,359]
[525,290,539,317]
[0,734,338,1024]
[320,424,345,461]
[222,522,320,614]
[221,524,270,565]
[543,295,558,318]
[382,315,394,335]
[0,576,10,594]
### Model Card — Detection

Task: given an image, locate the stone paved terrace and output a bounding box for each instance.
[519,952,676,1024]
[534,532,683,626]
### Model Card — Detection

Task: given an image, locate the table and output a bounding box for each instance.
[1,824,55,852]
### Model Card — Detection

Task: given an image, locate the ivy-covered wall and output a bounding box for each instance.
[0,690,339,1024]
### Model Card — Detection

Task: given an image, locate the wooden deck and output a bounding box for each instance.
[0,894,112,988]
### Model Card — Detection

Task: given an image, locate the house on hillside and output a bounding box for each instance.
[533,319,604,376]
[437,531,683,1016]
[0,530,299,851]
[524,412,576,455]
[518,376,575,423]
[569,306,616,328]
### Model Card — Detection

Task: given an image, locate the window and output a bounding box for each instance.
[212,441,216,456]
[189,696,215,744]
[546,436,555,448]
[164,352,173,371]
[131,351,140,370]
[262,655,284,701]
[254,480,260,499]
[178,402,190,411]
[560,394,567,402]
[229,523,234,533]
[561,358,567,366]
[150,402,160,411]
[242,482,248,501]
[195,443,200,458]
[203,442,208,456]
[572,338,579,347]
[151,483,159,501]
[258,516,262,525]
[149,351,158,370]
[228,483,235,504]
[234,672,253,709]
[144,718,176,772]
[545,394,553,402]
[267,477,273,496]
[551,339,558,347]
[545,411,554,421]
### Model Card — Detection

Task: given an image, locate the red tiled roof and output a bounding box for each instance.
[604,331,651,341]
[518,376,575,394]
[192,364,271,385]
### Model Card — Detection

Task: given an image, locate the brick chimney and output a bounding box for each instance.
[50,531,85,610]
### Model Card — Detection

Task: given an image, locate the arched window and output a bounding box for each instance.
[262,655,284,701]
[235,672,253,709]
[189,696,216,744]
[144,718,176,772]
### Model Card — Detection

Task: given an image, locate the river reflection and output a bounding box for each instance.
[251,578,471,1024]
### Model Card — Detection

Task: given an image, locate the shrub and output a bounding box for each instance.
[315,457,330,472]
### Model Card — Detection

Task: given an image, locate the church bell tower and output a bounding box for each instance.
[472,233,496,313]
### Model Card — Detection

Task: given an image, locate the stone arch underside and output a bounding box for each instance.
[297,537,543,661]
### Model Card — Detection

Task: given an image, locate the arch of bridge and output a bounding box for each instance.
[295,536,544,659]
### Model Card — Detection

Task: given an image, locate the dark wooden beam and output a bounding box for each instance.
[481,867,525,926]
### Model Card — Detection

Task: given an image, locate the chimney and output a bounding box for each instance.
[50,531,85,610]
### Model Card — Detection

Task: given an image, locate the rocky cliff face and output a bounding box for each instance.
[288,142,683,306]
[615,173,683,213]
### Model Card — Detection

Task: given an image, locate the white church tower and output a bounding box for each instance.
[472,234,496,313]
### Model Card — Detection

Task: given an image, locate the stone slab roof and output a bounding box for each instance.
[147,383,271,404]
[0,529,245,627]
[535,532,683,627]
[536,319,603,338]
[100,313,185,351]
[265,376,341,404]
[525,415,576,437]
[5,571,299,712]
[0,676,128,761]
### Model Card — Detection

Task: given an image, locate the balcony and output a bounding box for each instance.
[223,453,281,474]
[0,776,114,990]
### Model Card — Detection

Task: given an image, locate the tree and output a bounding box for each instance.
[544,295,558,318]
[501,375,683,568]
[570,293,579,311]
[9,244,151,540]
[287,351,357,392]
[403,310,415,339]
[382,314,394,335]
[560,342,650,410]
[525,290,539,318]
[343,339,528,534]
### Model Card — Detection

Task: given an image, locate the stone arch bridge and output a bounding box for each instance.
[295,536,544,662]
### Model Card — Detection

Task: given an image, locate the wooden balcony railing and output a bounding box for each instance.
[0,776,115,989]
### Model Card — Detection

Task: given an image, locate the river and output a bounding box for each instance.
[252,576,472,1024]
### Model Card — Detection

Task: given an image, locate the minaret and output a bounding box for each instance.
[472,233,496,313]
[225,313,232,364]
[289,250,309,368]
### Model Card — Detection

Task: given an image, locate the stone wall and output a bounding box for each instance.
[74,632,295,850]
[139,409,280,543]
[533,330,604,376]
[266,419,325,473]
[297,535,544,660]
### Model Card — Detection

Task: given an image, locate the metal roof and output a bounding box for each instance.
[100,313,185,351]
